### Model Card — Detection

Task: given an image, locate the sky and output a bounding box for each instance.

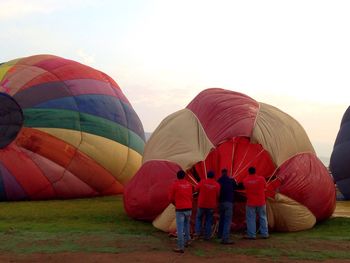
[1,0,349,161]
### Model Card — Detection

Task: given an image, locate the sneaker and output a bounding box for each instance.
[173,248,184,253]
[243,235,256,240]
[261,235,269,239]
[221,239,234,244]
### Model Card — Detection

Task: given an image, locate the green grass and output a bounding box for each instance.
[0,196,160,254]
[0,196,154,234]
[193,248,207,257]
[1,196,350,261]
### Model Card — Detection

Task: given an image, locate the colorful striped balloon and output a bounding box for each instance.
[0,54,145,200]
[124,88,335,232]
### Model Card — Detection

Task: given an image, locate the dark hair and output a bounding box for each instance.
[248,167,256,175]
[207,171,215,178]
[177,170,186,179]
[221,168,228,176]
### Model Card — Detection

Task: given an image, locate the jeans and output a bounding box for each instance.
[246,205,268,238]
[195,208,214,239]
[218,202,233,241]
[176,210,192,250]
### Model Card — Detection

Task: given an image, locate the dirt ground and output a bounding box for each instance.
[0,253,280,263]
[1,236,350,263]
[1,251,350,263]
[0,252,263,263]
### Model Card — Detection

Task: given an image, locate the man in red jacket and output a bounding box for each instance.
[242,166,269,240]
[169,169,193,253]
[194,171,221,240]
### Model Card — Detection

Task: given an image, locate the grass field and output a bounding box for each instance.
[0,196,350,262]
[0,196,158,254]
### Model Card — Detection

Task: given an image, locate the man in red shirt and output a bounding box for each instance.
[242,166,269,239]
[194,171,221,240]
[169,169,193,253]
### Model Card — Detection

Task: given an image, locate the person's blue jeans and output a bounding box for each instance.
[195,208,214,239]
[218,202,233,241]
[176,210,192,250]
[246,205,268,238]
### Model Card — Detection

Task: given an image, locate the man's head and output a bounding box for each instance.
[221,168,228,176]
[207,171,215,178]
[248,166,256,175]
[177,170,186,179]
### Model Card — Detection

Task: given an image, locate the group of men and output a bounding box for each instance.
[168,167,269,253]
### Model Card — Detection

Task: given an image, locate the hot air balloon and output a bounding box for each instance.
[0,54,145,200]
[330,106,350,200]
[124,88,335,232]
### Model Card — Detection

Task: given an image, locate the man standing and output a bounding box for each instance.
[169,169,193,253]
[243,166,269,239]
[194,171,221,240]
[217,168,238,244]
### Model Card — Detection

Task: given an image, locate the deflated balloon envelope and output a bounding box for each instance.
[124,88,335,232]
[0,54,145,200]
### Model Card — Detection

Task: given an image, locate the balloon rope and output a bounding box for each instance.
[233,144,249,179]
[186,173,199,186]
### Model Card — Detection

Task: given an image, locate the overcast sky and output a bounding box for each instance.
[1,0,349,159]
